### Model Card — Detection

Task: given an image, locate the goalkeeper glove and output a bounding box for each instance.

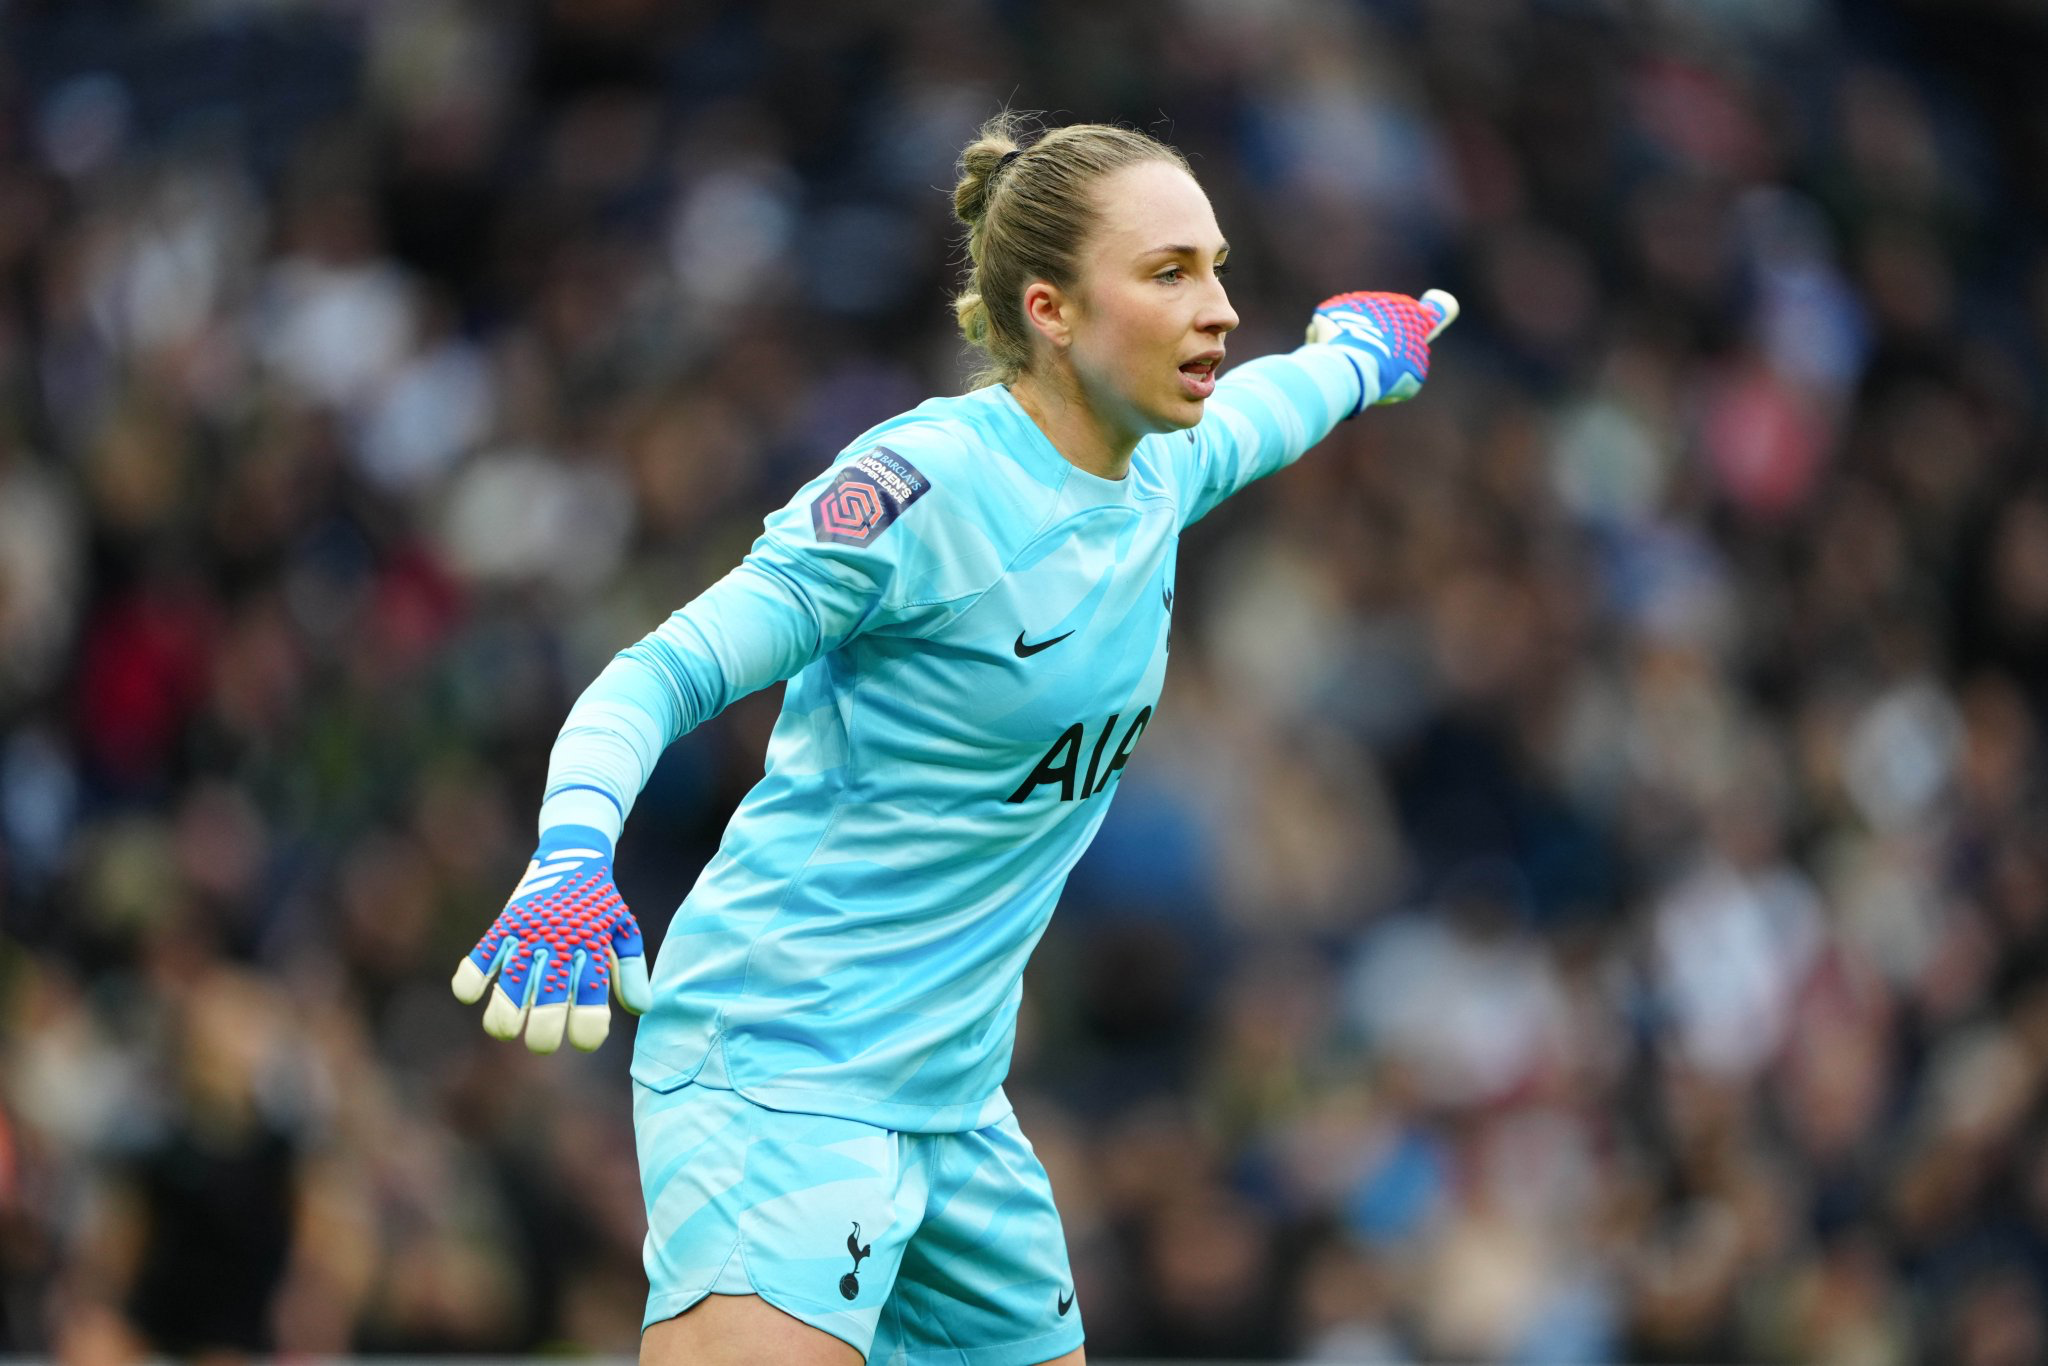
[451,824,652,1053]
[1306,287,1460,414]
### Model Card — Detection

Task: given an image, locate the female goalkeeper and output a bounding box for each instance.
[453,113,1453,1366]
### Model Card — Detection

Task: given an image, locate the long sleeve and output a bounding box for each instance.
[534,438,999,842]
[1173,343,1377,528]
[536,554,847,842]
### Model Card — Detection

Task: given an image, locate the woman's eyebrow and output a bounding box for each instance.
[1142,241,1231,259]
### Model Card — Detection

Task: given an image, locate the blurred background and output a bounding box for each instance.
[2,0,2047,1360]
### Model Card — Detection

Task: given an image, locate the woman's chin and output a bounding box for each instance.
[1156,393,1208,431]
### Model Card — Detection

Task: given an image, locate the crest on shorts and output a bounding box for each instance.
[839,1221,872,1300]
[812,446,930,546]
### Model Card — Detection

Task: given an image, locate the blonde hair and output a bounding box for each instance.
[951,113,1191,389]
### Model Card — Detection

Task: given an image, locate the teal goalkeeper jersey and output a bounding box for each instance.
[542,346,1370,1131]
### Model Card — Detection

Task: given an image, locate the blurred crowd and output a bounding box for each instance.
[3,0,2047,1360]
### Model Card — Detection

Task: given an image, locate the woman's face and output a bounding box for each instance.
[1055,160,1239,441]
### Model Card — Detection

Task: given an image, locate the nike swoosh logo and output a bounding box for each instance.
[1014,630,1074,658]
[1058,1290,1074,1316]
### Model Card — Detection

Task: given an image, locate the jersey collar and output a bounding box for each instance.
[986,385,1137,508]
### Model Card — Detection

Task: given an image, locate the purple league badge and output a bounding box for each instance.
[811,446,931,546]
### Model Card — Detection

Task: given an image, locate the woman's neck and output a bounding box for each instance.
[1007,370,1136,482]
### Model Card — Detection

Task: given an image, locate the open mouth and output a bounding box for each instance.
[1178,356,1220,399]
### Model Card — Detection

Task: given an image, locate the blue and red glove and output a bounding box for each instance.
[1306,287,1460,413]
[451,825,652,1053]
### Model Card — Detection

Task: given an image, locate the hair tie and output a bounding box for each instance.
[996,149,1022,175]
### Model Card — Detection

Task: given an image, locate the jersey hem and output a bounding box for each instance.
[633,1044,1015,1134]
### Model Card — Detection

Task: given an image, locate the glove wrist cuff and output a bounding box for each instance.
[539,787,625,847]
[1340,349,1383,416]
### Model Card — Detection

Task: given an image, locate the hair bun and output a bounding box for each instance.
[953,134,1023,230]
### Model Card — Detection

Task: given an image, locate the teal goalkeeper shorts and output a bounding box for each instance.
[633,1077,1086,1365]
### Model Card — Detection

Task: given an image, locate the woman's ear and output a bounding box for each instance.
[1022,280,1073,351]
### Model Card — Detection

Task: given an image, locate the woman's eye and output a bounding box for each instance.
[1156,267,1182,283]
[1215,260,1232,277]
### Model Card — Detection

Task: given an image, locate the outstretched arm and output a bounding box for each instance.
[1178,289,1457,527]
[537,551,853,844]
[451,444,947,1051]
